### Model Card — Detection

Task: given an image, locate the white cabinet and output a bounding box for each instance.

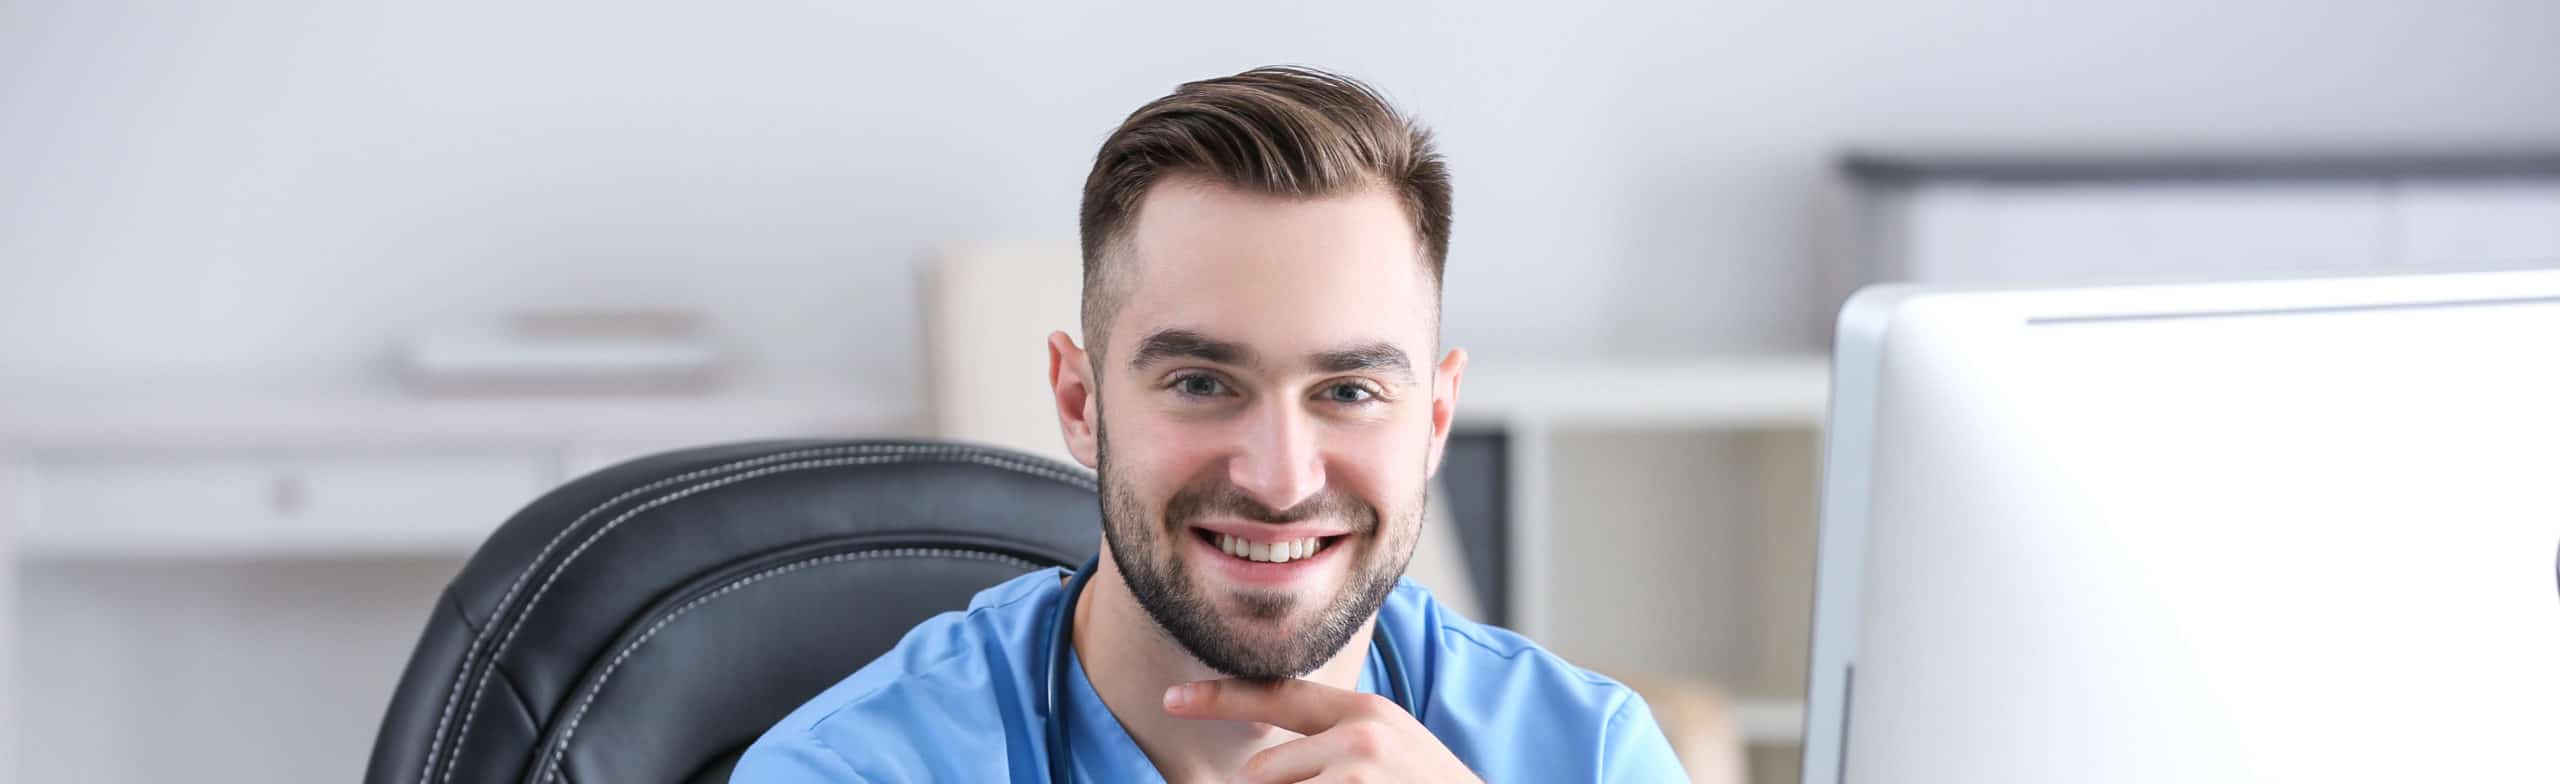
[2396,182,2560,265]
[1854,158,2560,297]
[25,449,555,557]
[1905,183,2395,282]
[0,393,914,784]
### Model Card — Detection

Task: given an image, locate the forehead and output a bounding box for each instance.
[1111,177,1436,364]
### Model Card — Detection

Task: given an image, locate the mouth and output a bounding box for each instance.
[1185,524,1351,585]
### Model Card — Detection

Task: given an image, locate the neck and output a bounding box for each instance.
[1070,550,1374,783]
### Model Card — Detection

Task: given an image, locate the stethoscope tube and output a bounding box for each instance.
[1040,557,1415,782]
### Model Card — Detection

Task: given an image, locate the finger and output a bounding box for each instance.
[1162,678,1390,736]
[1234,732,1335,784]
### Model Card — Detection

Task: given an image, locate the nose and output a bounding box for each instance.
[1227,399,1327,515]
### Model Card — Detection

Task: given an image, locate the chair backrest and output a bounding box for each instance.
[366,439,1100,784]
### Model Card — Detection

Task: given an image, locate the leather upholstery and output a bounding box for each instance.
[365,439,1101,784]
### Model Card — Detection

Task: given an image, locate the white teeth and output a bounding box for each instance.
[1212,533,1325,563]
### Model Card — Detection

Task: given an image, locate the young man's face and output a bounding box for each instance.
[1050,175,1465,679]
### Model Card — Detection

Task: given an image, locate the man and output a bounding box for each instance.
[734,66,1685,782]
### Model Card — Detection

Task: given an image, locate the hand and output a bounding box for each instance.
[1163,678,1483,784]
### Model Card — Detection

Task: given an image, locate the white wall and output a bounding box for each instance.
[6,0,2560,401]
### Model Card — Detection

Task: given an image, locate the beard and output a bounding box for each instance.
[1096,426,1417,680]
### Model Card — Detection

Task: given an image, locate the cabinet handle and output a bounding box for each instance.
[270,473,308,517]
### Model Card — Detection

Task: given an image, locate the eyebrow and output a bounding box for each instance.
[1312,341,1413,381]
[1129,329,1255,369]
[1129,328,1414,382]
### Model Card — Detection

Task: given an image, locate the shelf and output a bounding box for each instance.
[17,530,485,561]
[0,387,921,448]
[0,388,926,562]
[1456,354,1829,430]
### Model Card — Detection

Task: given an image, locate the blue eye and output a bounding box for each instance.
[1172,374,1229,398]
[1323,383,1377,404]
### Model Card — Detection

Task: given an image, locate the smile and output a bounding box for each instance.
[1209,531,1331,563]
[1185,520,1354,574]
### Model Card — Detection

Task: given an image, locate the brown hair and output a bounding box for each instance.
[1077,65,1452,350]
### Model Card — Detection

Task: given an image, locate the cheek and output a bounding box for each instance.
[1320,423,1432,511]
[1105,405,1228,508]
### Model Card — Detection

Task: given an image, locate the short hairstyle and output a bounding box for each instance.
[1076,65,1453,352]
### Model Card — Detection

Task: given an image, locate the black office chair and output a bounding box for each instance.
[365,439,1101,784]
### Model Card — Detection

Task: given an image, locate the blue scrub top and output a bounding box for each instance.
[732,568,1686,782]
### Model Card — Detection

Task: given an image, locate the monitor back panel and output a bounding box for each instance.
[1805,269,2560,784]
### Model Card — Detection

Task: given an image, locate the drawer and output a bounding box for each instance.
[26,449,558,545]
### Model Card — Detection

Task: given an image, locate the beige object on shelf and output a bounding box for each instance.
[920,241,1485,620]
[1614,674,1748,784]
[391,309,731,396]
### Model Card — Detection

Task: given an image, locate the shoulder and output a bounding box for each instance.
[1384,580,1685,781]
[731,568,1066,782]
[1383,578,1629,708]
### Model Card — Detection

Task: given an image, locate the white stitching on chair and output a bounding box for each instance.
[535,547,1042,783]
[427,444,1091,784]
[422,445,946,784]
[442,447,1091,783]
[422,445,888,784]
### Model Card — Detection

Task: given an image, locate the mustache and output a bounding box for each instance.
[1165,481,1372,530]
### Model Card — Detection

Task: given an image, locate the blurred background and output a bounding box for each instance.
[4,1,2558,782]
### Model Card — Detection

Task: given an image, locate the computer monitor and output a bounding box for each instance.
[1803,268,2560,784]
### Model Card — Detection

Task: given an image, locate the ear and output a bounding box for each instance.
[1048,331,1102,469]
[1423,347,1468,478]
